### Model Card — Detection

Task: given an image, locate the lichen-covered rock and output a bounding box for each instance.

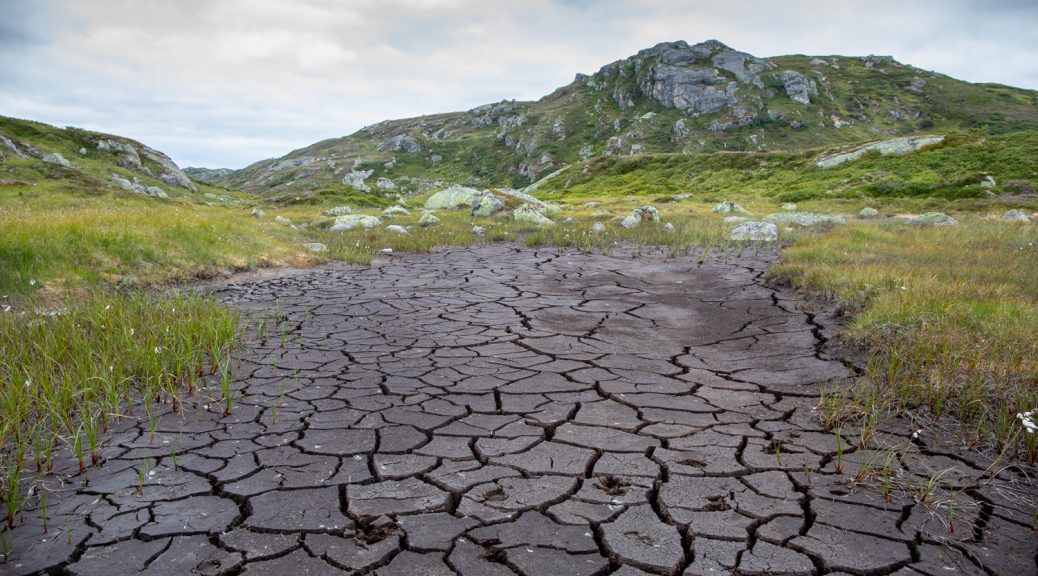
[330,214,381,231]
[859,207,879,218]
[620,206,661,229]
[382,205,410,218]
[378,134,421,153]
[418,212,441,227]
[908,212,957,226]
[325,206,353,217]
[471,193,505,217]
[385,225,409,234]
[424,185,482,210]
[42,152,71,167]
[513,205,554,226]
[591,222,606,233]
[712,201,750,215]
[731,221,778,241]
[376,177,397,191]
[1002,209,1030,222]
[980,175,997,189]
[343,170,374,192]
[764,212,846,226]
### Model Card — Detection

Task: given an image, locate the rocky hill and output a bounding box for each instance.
[194,39,1038,195]
[0,115,201,199]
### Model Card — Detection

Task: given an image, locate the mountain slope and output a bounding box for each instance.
[193,39,1038,195]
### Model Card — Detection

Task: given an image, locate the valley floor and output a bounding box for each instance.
[6,246,1035,575]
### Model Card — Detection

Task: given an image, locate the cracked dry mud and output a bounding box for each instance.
[7,245,1038,576]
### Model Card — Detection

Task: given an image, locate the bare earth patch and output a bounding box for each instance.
[6,245,1036,575]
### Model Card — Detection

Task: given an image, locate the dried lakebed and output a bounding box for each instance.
[8,245,1037,575]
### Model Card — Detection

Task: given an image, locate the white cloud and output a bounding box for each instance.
[0,0,1034,168]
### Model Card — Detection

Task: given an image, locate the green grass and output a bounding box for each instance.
[771,218,1038,455]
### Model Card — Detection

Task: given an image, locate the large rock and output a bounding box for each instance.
[781,70,814,105]
[764,212,846,226]
[424,185,482,210]
[42,152,71,167]
[816,136,945,168]
[513,205,554,227]
[908,212,957,226]
[343,169,374,192]
[330,214,381,231]
[497,187,551,210]
[471,192,505,217]
[378,134,421,153]
[620,206,661,229]
[376,177,396,190]
[731,221,778,241]
[0,135,28,159]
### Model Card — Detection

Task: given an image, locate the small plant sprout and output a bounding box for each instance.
[220,356,236,416]
[40,491,48,534]
[833,426,844,474]
[803,463,812,487]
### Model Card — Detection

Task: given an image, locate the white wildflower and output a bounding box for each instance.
[24,379,30,388]
[29,279,36,286]
[153,346,162,354]
[1017,410,1037,434]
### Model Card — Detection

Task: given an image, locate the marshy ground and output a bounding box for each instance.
[6,245,1035,575]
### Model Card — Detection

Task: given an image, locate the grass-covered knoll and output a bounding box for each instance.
[536,131,1038,203]
[772,218,1038,457]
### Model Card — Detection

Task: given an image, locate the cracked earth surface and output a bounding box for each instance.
[7,245,1038,575]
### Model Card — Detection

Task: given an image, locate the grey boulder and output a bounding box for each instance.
[731,221,778,241]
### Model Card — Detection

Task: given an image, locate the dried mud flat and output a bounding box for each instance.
[7,245,1037,575]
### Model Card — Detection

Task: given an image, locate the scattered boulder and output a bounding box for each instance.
[343,169,374,192]
[43,152,71,167]
[980,175,996,189]
[908,212,957,226]
[274,215,292,225]
[471,192,505,217]
[424,185,482,210]
[386,225,410,234]
[781,203,798,211]
[471,225,485,236]
[1002,209,1030,222]
[301,243,327,253]
[764,212,846,226]
[731,221,778,241]
[110,174,166,197]
[325,206,353,217]
[513,205,554,226]
[498,187,552,210]
[382,205,410,218]
[378,134,421,153]
[251,208,266,218]
[712,201,750,215]
[0,135,28,159]
[620,206,661,229]
[376,177,397,191]
[418,212,441,227]
[145,186,169,198]
[591,222,606,233]
[780,70,814,105]
[331,214,381,231]
[859,207,879,218]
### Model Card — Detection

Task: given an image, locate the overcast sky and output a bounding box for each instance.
[1,0,1035,168]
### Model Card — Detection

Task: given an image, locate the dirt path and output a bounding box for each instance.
[8,245,1036,575]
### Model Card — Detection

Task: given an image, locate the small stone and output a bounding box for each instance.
[301,243,327,253]
[712,201,750,215]
[42,152,71,167]
[331,214,382,231]
[591,222,606,233]
[325,206,353,216]
[471,225,485,235]
[620,206,661,229]
[662,222,676,232]
[731,221,778,241]
[382,205,410,218]
[980,175,996,189]
[274,215,292,225]
[1003,209,1030,222]
[859,207,879,218]
[386,224,409,234]
[250,208,265,218]
[418,212,441,227]
[908,212,957,226]
[781,203,798,211]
